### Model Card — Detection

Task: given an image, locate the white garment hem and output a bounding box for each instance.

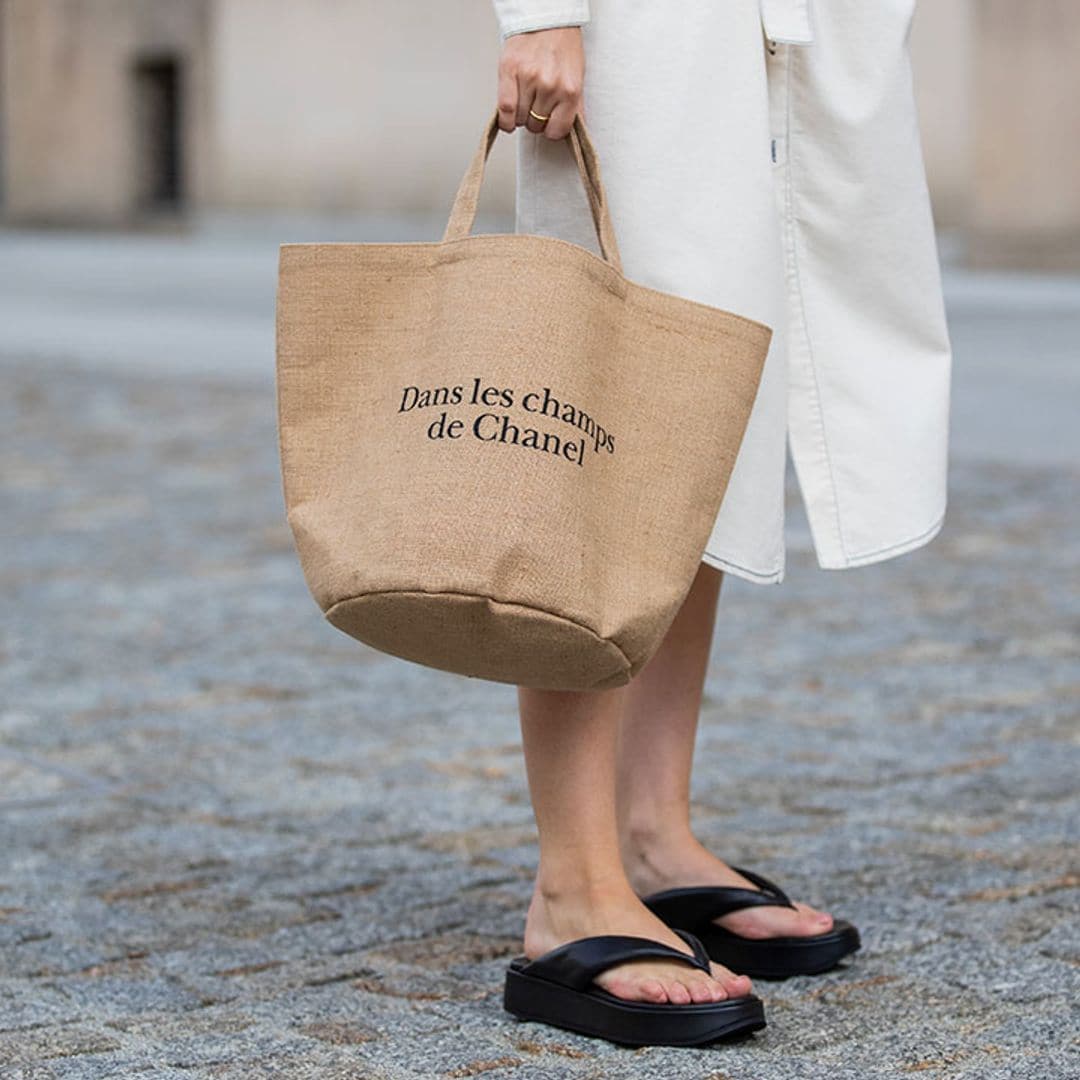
[700,548,785,585]
[701,502,946,582]
[818,506,947,570]
[500,17,588,39]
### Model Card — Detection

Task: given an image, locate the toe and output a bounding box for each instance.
[687,975,717,1004]
[667,979,692,1005]
[795,901,834,932]
[710,961,751,998]
[637,977,668,1004]
[604,972,667,1003]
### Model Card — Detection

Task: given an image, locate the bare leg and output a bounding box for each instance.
[616,562,834,938]
[518,680,751,1003]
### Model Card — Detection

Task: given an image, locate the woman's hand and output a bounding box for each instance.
[497,27,585,140]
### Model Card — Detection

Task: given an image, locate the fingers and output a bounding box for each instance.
[523,86,559,136]
[518,73,540,132]
[538,99,578,141]
[496,65,518,133]
[496,27,585,141]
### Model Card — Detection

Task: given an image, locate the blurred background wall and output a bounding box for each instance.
[911,0,1080,270]
[0,0,214,222]
[1,0,1078,270]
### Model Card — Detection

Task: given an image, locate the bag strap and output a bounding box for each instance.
[441,107,623,275]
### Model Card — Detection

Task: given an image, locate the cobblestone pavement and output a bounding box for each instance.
[1,229,1078,1078]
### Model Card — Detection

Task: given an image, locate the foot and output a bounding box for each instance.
[523,875,753,1005]
[621,829,835,940]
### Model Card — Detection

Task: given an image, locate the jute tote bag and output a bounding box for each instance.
[276,108,771,691]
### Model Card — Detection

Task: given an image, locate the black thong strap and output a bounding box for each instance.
[642,866,797,929]
[521,928,712,991]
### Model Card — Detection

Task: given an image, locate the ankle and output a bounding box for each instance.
[525,867,641,958]
[618,820,707,892]
[619,816,695,860]
[534,862,631,906]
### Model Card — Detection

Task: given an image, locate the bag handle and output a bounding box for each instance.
[442,107,623,275]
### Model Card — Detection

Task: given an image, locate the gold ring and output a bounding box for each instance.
[528,108,550,123]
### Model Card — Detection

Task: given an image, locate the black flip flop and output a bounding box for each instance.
[503,927,766,1047]
[641,867,861,980]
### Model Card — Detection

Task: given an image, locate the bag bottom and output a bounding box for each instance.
[324,589,633,691]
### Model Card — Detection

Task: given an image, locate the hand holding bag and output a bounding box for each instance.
[275,108,772,690]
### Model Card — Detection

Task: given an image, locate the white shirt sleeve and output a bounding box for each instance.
[491,1,590,39]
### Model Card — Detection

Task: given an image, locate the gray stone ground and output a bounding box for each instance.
[0,220,1078,1078]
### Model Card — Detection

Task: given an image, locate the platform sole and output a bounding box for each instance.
[698,919,862,980]
[503,962,767,1047]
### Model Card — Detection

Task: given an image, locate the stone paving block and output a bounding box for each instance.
[0,1066,63,1080]
[0,981,84,1033]
[0,1026,121,1067]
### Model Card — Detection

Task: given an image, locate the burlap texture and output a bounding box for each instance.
[276,108,771,690]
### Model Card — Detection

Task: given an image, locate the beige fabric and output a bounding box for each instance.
[276,109,771,690]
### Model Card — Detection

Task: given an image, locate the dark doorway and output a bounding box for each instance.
[133,55,183,210]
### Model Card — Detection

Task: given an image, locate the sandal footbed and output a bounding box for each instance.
[698,918,862,979]
[504,960,766,1047]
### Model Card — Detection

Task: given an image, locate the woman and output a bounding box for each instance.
[494,0,952,1047]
